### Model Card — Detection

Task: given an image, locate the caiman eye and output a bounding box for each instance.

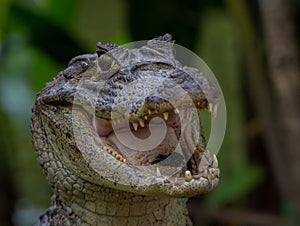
[63,54,93,79]
[96,53,119,80]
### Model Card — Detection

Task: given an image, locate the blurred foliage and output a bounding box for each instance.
[0,0,299,225]
[197,8,265,208]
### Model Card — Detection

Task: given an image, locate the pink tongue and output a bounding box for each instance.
[94,117,113,136]
[93,112,193,166]
[107,126,181,165]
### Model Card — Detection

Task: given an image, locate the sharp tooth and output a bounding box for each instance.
[209,103,218,118]
[144,115,148,120]
[185,170,193,182]
[132,122,138,131]
[212,104,218,118]
[116,154,121,160]
[163,177,170,183]
[174,109,179,114]
[174,177,179,186]
[212,154,218,168]
[163,112,169,120]
[139,120,145,127]
[209,103,213,112]
[148,110,152,115]
[156,167,161,177]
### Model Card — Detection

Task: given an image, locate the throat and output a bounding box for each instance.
[53,185,191,225]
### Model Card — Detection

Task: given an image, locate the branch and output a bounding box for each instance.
[260,0,300,219]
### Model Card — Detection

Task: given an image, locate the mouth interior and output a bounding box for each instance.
[93,108,204,176]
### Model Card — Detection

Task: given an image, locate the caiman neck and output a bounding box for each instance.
[50,179,192,225]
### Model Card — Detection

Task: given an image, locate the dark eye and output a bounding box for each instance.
[63,54,93,79]
[98,54,115,71]
[96,54,119,80]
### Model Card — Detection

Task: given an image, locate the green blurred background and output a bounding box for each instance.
[0,0,300,225]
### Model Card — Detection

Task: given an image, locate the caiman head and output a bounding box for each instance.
[32,34,221,198]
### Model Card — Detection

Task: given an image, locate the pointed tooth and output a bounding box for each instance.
[163,112,169,120]
[174,109,179,114]
[209,169,215,180]
[144,115,148,120]
[174,177,179,186]
[163,177,170,183]
[148,110,152,115]
[209,103,213,112]
[132,122,138,131]
[209,103,218,118]
[212,104,218,118]
[185,170,193,182]
[116,154,121,160]
[139,120,145,127]
[154,110,158,114]
[212,154,218,168]
[156,167,161,177]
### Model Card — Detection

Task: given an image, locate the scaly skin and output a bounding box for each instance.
[31,34,220,225]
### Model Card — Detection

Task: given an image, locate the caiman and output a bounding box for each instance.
[31,34,221,226]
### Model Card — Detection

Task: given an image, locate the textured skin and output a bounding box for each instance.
[31,34,220,226]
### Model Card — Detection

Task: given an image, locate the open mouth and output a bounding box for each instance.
[92,101,217,182]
